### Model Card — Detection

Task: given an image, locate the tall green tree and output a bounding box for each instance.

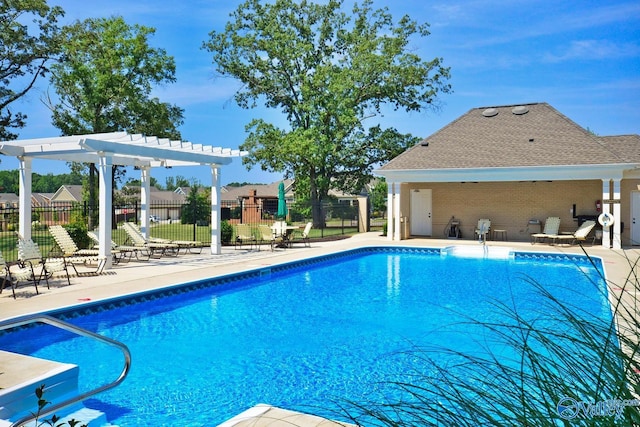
[47,16,184,227]
[0,0,63,140]
[204,0,451,226]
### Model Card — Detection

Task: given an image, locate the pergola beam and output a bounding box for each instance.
[0,131,245,265]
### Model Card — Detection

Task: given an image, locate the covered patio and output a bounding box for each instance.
[0,131,246,268]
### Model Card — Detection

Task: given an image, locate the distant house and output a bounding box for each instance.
[0,193,19,231]
[221,180,294,223]
[0,193,19,209]
[47,185,84,224]
[377,102,640,248]
[51,185,83,205]
[118,185,187,221]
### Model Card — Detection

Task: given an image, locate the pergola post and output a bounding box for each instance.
[210,165,221,254]
[98,153,113,268]
[18,156,32,241]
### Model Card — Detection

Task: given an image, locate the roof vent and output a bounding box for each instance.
[482,108,498,117]
[512,105,529,115]
[420,140,429,147]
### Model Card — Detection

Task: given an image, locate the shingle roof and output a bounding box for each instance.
[380,102,631,171]
[221,179,294,201]
[600,134,640,163]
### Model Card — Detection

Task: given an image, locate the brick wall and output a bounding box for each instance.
[400,180,639,243]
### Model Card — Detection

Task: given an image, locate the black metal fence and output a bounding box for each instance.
[0,199,367,262]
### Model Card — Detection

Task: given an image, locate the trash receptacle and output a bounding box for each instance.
[400,216,410,239]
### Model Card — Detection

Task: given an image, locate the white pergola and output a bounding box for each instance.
[0,131,247,268]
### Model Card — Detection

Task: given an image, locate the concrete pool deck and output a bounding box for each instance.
[1,232,638,426]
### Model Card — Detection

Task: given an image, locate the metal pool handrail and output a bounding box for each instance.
[0,314,132,427]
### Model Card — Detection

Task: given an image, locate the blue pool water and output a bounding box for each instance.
[0,248,610,426]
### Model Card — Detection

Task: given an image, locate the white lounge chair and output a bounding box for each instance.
[552,220,597,245]
[127,222,203,254]
[531,217,561,244]
[121,222,179,257]
[87,230,150,262]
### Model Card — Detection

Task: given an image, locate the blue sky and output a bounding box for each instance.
[5,0,639,187]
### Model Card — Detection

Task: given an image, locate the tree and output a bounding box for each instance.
[0,0,63,140]
[164,175,191,191]
[369,178,388,217]
[47,16,184,227]
[181,186,209,225]
[204,0,451,226]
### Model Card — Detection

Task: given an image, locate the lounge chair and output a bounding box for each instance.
[127,222,203,254]
[121,222,179,257]
[49,225,100,257]
[0,250,39,298]
[47,225,108,274]
[531,217,561,244]
[87,230,150,262]
[293,222,313,247]
[235,224,257,250]
[18,239,71,287]
[474,218,491,242]
[552,220,597,245]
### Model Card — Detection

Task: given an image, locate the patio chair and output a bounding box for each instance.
[235,224,257,250]
[0,250,40,298]
[87,230,150,262]
[552,220,597,246]
[474,218,491,242]
[127,222,203,254]
[18,238,71,287]
[121,222,179,257]
[258,224,279,251]
[293,222,313,247]
[531,217,561,244]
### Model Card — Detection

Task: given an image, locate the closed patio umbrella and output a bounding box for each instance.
[277,181,288,219]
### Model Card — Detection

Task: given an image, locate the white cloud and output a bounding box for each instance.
[543,39,640,63]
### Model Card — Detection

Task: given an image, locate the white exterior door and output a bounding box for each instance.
[410,189,432,236]
[631,192,640,245]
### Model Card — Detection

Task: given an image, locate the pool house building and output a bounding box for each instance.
[377,102,640,249]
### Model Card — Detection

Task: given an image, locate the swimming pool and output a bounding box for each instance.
[0,247,611,425]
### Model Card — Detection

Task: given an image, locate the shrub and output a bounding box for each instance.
[220,220,233,244]
[63,223,92,249]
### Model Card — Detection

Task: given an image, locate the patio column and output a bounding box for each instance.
[612,179,621,250]
[18,156,32,241]
[386,182,394,241]
[601,180,611,249]
[210,165,221,254]
[393,184,402,242]
[140,166,151,238]
[98,153,113,268]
